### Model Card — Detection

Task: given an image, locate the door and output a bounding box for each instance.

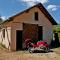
[16,30,22,50]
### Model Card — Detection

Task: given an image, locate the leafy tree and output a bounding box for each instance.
[53,25,60,33]
[0,16,3,24]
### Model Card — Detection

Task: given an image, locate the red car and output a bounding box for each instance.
[28,41,50,53]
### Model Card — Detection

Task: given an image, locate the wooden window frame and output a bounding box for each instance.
[34,12,38,21]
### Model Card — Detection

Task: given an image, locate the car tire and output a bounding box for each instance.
[45,47,50,53]
[28,47,33,53]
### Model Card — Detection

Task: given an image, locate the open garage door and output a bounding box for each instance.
[23,23,43,48]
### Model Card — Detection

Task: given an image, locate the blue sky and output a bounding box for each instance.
[0,0,60,24]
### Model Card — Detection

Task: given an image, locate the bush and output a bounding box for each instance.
[0,43,6,48]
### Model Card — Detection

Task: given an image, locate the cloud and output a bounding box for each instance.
[1,16,6,20]
[21,0,48,7]
[47,5,58,11]
[37,0,48,4]
[52,8,58,11]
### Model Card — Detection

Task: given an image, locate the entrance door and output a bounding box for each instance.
[38,26,43,40]
[16,30,22,50]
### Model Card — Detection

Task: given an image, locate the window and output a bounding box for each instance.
[3,29,5,38]
[35,12,38,21]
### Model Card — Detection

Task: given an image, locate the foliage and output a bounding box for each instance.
[0,43,6,48]
[53,25,60,33]
[53,25,60,42]
[0,17,3,24]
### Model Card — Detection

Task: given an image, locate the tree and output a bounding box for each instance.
[53,25,60,33]
[0,16,3,24]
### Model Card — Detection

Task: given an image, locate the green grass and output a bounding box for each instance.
[58,33,60,38]
[53,25,60,33]
[58,33,60,42]
[0,43,6,48]
[53,25,60,42]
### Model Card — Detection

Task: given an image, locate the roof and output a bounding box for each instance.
[2,3,57,25]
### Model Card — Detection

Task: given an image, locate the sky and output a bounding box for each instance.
[0,0,60,24]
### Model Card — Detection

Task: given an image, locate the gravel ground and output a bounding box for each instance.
[0,46,60,60]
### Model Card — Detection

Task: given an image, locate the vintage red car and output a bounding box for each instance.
[27,41,50,53]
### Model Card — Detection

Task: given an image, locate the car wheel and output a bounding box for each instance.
[28,48,33,53]
[45,48,50,53]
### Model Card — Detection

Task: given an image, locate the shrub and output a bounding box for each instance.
[0,43,6,48]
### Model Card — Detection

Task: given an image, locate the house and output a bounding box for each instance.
[0,3,57,51]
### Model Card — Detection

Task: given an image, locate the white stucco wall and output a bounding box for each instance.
[0,27,11,50]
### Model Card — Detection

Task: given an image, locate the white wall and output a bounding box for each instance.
[0,27,11,50]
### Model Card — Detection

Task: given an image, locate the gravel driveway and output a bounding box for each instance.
[0,46,60,60]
